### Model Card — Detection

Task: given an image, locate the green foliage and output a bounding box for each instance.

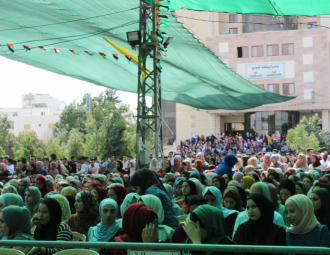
[13,131,45,159]
[0,147,8,157]
[299,114,330,148]
[286,124,321,154]
[0,113,11,147]
[65,128,85,158]
[46,137,65,159]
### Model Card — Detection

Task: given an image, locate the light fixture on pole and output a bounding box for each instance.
[126,31,141,46]
[162,36,173,48]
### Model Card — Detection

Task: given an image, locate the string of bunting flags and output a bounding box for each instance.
[1,43,135,63]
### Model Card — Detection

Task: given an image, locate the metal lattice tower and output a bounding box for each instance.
[136,1,164,168]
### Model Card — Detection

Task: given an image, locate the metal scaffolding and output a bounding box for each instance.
[136,0,164,168]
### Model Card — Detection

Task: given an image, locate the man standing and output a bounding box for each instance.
[7,159,14,174]
[307,148,314,166]
[100,158,107,173]
[168,151,174,165]
[122,155,129,169]
[29,156,36,165]
[107,156,116,173]
[91,158,99,175]
[77,157,89,175]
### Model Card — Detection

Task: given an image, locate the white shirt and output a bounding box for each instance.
[122,161,128,169]
[7,164,14,174]
[77,163,89,175]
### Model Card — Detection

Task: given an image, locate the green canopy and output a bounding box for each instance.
[0,0,295,110]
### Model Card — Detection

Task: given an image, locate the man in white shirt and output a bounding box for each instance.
[168,151,174,165]
[7,159,14,174]
[122,155,129,169]
[94,157,100,168]
[320,153,328,170]
[77,157,89,175]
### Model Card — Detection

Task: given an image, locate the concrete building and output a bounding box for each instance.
[0,94,66,142]
[171,12,330,142]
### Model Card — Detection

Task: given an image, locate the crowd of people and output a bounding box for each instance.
[0,140,330,255]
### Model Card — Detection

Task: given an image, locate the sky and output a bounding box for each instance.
[0,56,150,110]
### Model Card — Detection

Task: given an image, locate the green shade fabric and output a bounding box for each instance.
[148,0,330,16]
[0,0,295,110]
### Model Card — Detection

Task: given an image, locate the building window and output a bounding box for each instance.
[12,112,18,117]
[229,14,238,23]
[24,124,30,130]
[49,124,55,129]
[282,44,294,55]
[252,46,263,57]
[229,28,238,34]
[41,112,45,116]
[256,84,264,89]
[308,22,317,29]
[267,45,279,56]
[268,84,279,94]
[283,83,295,95]
[237,46,248,58]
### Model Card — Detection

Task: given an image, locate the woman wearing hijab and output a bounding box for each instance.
[173,177,185,201]
[213,175,226,195]
[205,172,217,186]
[94,175,108,189]
[91,186,108,205]
[215,153,238,177]
[183,205,236,255]
[64,194,76,214]
[149,158,163,176]
[120,193,140,217]
[286,194,330,252]
[108,185,127,218]
[260,154,272,171]
[88,198,123,255]
[114,204,159,255]
[61,186,77,196]
[311,188,330,231]
[279,179,296,204]
[68,163,77,175]
[234,193,286,249]
[116,161,125,175]
[294,153,309,172]
[123,174,130,188]
[202,186,239,237]
[163,160,172,173]
[240,176,255,190]
[267,183,290,227]
[0,206,33,253]
[24,187,41,227]
[48,162,59,179]
[172,155,182,173]
[139,194,174,242]
[163,183,173,200]
[18,179,30,203]
[0,193,24,212]
[47,193,71,222]
[2,185,18,195]
[310,154,321,169]
[0,163,9,179]
[129,168,179,229]
[69,180,82,191]
[35,176,51,198]
[295,181,308,195]
[270,155,286,173]
[67,191,100,236]
[173,180,198,214]
[223,186,245,212]
[36,161,47,176]
[29,198,72,255]
[303,175,314,192]
[181,170,190,180]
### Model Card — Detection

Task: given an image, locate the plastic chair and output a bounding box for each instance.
[0,249,25,255]
[72,232,87,242]
[54,249,99,255]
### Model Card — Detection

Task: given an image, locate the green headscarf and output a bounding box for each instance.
[181,170,190,180]
[166,173,175,178]
[223,186,245,212]
[184,204,235,255]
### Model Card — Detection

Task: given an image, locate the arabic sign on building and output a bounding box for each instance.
[246,63,285,79]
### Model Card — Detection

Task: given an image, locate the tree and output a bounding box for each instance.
[46,137,66,159]
[286,124,321,154]
[122,123,136,157]
[13,131,44,160]
[299,114,330,148]
[55,101,88,134]
[65,128,85,158]
[0,147,8,157]
[0,113,14,157]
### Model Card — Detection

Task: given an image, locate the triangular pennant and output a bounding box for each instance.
[7,44,14,53]
[54,48,61,53]
[85,51,95,56]
[112,54,119,60]
[125,54,132,64]
[23,45,30,52]
[99,52,107,59]
[38,46,50,51]
[69,49,79,55]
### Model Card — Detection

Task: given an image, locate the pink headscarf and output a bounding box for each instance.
[294,153,307,168]
[172,155,182,173]
[260,154,271,171]
[196,152,205,163]
[0,163,7,174]
[36,161,44,173]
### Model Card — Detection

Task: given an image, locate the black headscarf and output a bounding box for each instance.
[235,186,247,208]
[69,163,76,175]
[183,180,198,197]
[279,179,296,197]
[313,188,330,230]
[117,161,125,174]
[268,172,280,182]
[246,193,274,245]
[34,198,62,241]
[165,160,172,173]
[129,168,167,195]
[187,195,207,210]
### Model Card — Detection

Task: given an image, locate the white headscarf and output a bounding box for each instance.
[139,194,165,224]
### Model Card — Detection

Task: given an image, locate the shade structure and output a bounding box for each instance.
[0,0,300,110]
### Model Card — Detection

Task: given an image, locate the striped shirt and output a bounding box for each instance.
[46,222,73,255]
